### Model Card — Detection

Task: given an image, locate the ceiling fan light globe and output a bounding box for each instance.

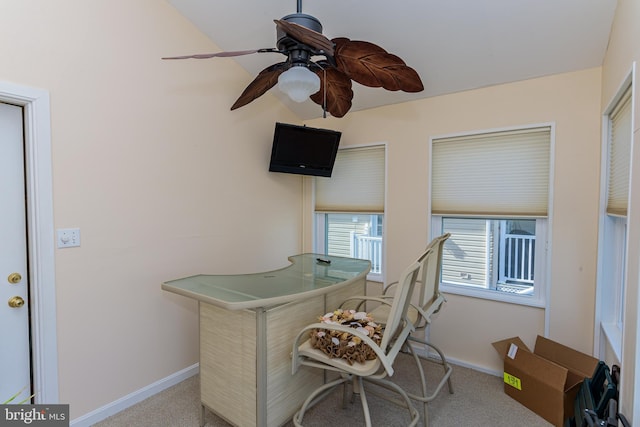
[277,66,320,102]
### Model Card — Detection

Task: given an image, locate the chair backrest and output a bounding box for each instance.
[414,233,450,329]
[379,260,421,352]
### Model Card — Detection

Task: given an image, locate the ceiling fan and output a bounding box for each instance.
[163,1,424,118]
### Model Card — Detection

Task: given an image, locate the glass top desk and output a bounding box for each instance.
[162,253,371,310]
[162,253,371,427]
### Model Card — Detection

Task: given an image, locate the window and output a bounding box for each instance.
[432,217,545,299]
[430,126,552,305]
[597,83,632,359]
[314,145,385,281]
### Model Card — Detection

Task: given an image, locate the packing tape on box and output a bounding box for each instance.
[507,343,518,359]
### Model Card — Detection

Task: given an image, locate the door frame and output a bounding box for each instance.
[0,81,58,403]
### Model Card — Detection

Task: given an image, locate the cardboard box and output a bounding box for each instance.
[492,335,599,427]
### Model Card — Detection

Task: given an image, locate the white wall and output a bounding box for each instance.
[0,0,302,420]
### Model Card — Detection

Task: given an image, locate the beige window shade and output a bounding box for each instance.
[315,145,385,213]
[432,127,551,217]
[607,87,632,216]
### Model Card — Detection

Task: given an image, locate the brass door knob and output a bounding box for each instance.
[8,296,25,308]
[8,273,22,284]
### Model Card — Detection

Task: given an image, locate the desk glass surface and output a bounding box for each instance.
[162,253,371,310]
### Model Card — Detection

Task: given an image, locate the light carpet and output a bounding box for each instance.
[93,353,552,426]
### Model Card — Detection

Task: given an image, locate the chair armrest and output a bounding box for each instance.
[382,281,399,296]
[382,279,425,296]
[412,293,446,328]
[339,295,395,312]
[340,296,431,330]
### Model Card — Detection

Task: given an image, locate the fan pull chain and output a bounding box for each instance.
[323,68,327,118]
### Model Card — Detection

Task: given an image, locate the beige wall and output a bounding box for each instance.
[1,0,303,419]
[601,0,640,421]
[3,0,636,422]
[306,67,603,372]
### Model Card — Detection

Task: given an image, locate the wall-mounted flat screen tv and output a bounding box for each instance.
[269,122,341,177]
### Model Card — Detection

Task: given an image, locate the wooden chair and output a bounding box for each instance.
[291,260,422,426]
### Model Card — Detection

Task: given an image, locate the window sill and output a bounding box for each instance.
[441,283,545,308]
[601,322,622,362]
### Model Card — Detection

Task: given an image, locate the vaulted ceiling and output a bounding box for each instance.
[166,0,617,119]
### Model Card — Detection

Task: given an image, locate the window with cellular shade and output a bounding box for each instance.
[315,145,385,213]
[607,87,632,217]
[431,127,551,217]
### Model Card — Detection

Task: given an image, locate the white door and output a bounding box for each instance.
[0,101,31,402]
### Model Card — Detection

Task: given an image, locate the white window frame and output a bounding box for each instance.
[431,216,547,307]
[314,213,385,283]
[313,143,387,283]
[429,123,554,308]
[595,70,634,361]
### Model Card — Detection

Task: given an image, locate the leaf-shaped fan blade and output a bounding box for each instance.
[230,62,288,111]
[274,20,334,56]
[309,63,353,118]
[162,48,278,60]
[333,37,424,93]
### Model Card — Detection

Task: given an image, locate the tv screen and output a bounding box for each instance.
[269,122,341,177]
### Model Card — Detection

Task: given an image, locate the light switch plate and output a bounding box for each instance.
[57,228,80,248]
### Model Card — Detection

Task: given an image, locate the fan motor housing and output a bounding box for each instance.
[277,13,323,51]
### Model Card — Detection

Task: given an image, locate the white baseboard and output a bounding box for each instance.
[70,363,199,427]
[443,354,503,377]
[408,342,503,377]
